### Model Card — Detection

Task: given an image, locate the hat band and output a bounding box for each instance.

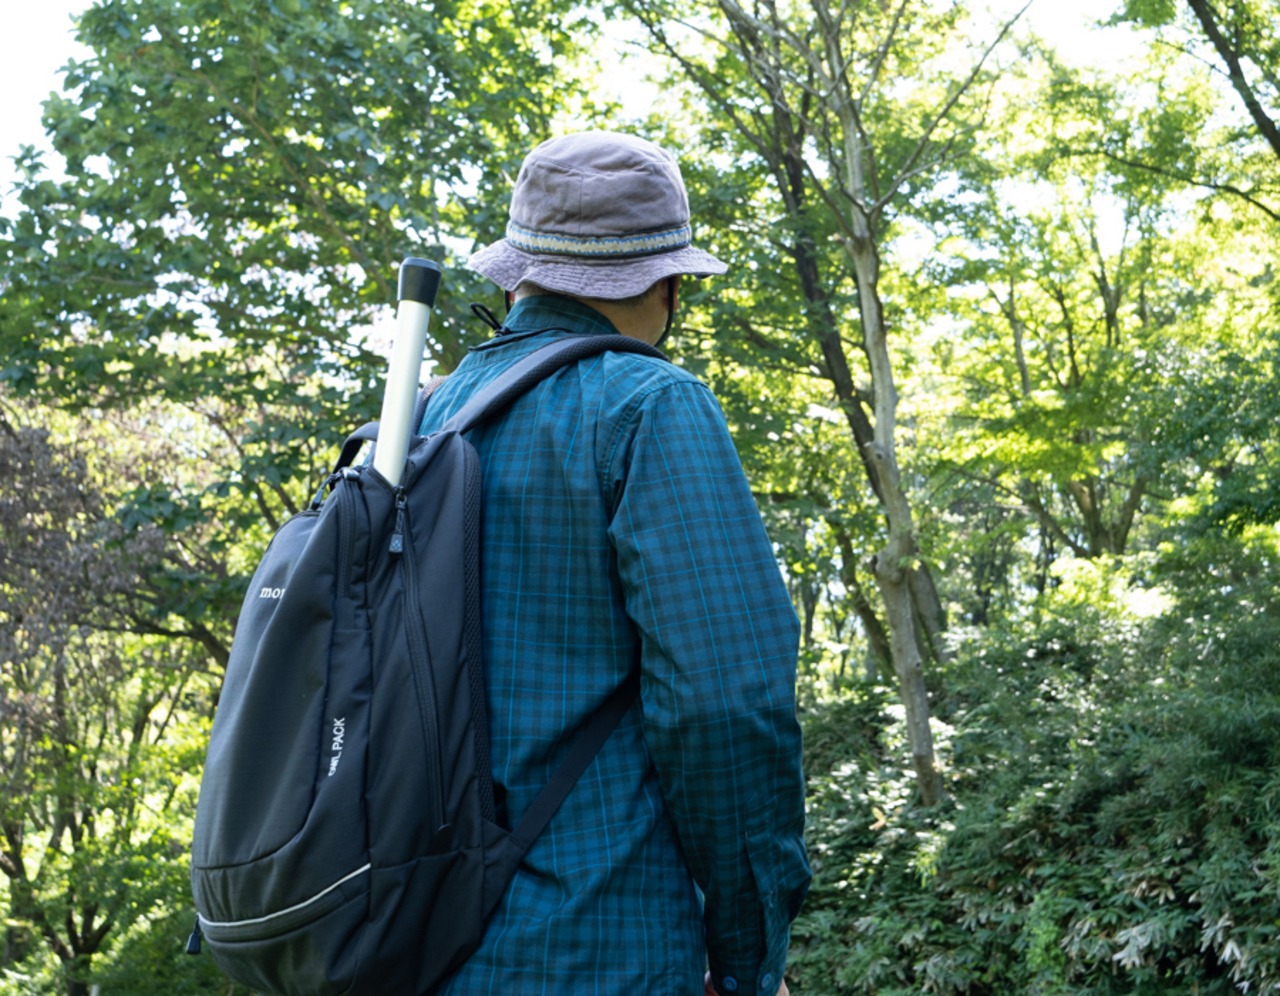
[506,220,692,259]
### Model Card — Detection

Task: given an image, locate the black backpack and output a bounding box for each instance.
[189,334,665,995]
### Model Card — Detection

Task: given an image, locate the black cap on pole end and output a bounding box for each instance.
[398,257,443,307]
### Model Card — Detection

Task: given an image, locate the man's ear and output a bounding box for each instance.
[666,275,682,310]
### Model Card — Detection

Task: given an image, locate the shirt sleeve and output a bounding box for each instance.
[605,378,811,996]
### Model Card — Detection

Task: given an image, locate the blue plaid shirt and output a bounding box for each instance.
[422,296,809,995]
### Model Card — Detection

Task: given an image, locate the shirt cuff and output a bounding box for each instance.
[707,826,808,994]
[707,961,785,996]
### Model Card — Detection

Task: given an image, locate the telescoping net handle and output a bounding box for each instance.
[372,258,443,487]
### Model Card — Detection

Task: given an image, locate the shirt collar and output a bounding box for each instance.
[503,295,622,337]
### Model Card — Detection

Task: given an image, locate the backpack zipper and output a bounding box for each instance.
[336,469,357,600]
[390,487,446,830]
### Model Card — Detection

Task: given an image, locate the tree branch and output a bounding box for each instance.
[1184,0,1280,160]
[1083,146,1280,222]
[874,1,1032,214]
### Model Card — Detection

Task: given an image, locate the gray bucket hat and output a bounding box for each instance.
[467,131,727,299]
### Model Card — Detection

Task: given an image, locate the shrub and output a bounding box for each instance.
[790,542,1280,993]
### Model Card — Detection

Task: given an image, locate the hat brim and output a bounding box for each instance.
[467,240,727,299]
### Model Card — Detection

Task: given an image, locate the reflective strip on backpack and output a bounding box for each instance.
[197,864,372,929]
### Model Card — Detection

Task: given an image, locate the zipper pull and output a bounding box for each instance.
[390,489,407,555]
[186,918,203,955]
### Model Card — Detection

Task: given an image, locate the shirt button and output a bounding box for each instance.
[722,977,738,992]
[761,973,774,990]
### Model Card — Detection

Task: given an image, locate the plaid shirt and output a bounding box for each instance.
[422,296,809,995]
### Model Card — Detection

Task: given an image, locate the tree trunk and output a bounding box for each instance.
[638,0,950,802]
[875,549,945,803]
[908,562,950,666]
[66,976,90,996]
[835,527,893,678]
[848,210,944,804]
[782,128,945,800]
[1185,0,1280,161]
[866,444,944,806]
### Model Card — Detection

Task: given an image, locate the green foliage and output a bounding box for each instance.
[4,0,1280,989]
[1167,338,1280,534]
[1112,0,1280,178]
[92,912,245,995]
[0,402,214,992]
[0,0,603,598]
[2,0,597,396]
[0,912,242,996]
[791,539,1280,993]
[0,3,607,990]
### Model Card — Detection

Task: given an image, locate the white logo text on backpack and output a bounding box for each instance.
[259,586,286,600]
[328,717,346,776]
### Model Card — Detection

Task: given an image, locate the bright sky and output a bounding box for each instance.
[1,0,92,213]
[0,0,1137,219]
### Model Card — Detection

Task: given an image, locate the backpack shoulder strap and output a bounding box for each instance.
[442,334,666,435]
[335,336,665,474]
[411,374,449,431]
[482,669,641,920]
[510,670,639,852]
[334,422,380,473]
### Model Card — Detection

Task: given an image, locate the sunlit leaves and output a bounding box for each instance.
[0,403,218,990]
[0,7,603,987]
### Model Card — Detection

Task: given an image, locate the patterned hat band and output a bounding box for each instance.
[506,220,693,259]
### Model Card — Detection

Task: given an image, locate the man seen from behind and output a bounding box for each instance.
[420,131,811,996]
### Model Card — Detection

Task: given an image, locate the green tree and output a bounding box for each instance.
[1100,0,1280,221]
[0,403,211,996]
[779,18,1280,989]
[0,2,601,989]
[922,37,1280,612]
[0,0,604,653]
[3,0,597,398]
[1124,0,1280,160]
[936,171,1170,563]
[619,0,1032,804]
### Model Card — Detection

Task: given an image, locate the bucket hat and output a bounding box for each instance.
[467,131,727,299]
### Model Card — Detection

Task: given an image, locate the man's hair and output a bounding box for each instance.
[516,281,661,309]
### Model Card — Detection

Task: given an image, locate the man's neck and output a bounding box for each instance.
[513,290,666,345]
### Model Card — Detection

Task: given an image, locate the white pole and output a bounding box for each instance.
[372,258,442,486]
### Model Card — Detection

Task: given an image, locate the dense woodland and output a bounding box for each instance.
[2,0,1278,992]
